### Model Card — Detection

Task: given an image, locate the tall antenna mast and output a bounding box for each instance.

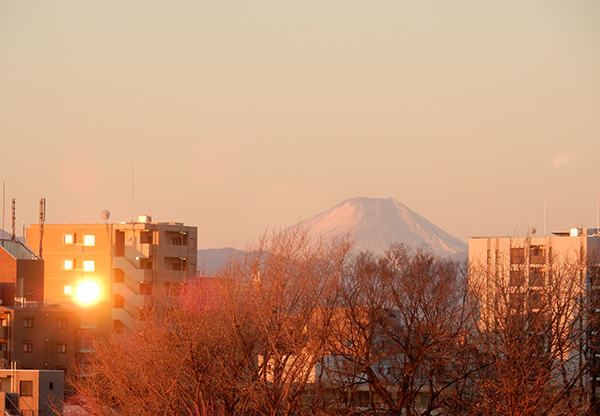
[131,163,134,223]
[2,182,4,239]
[544,195,547,237]
[39,198,45,258]
[10,199,16,241]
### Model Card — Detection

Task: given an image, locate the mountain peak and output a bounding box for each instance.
[290,197,466,258]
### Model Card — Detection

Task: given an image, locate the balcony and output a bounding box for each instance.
[113,257,153,283]
[112,308,135,329]
[114,282,153,308]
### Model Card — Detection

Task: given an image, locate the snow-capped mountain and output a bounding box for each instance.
[288,197,467,258]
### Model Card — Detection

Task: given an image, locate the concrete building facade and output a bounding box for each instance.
[26,217,198,330]
[0,305,76,372]
[0,240,44,306]
[0,369,64,416]
[469,227,600,405]
[469,227,600,320]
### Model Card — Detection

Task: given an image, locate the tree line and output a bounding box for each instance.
[70,230,598,416]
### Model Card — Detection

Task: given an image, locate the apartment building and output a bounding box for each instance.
[0,239,44,306]
[0,369,64,416]
[469,227,600,317]
[0,305,76,371]
[469,227,600,405]
[26,216,198,331]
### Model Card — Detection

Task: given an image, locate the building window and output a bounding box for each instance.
[84,235,95,246]
[49,382,54,390]
[0,318,6,327]
[23,343,33,353]
[529,268,545,287]
[19,381,33,397]
[83,261,95,272]
[58,319,67,329]
[63,234,75,245]
[140,231,153,244]
[140,284,152,296]
[355,391,370,407]
[509,293,525,310]
[63,259,75,271]
[140,258,153,270]
[510,248,525,265]
[509,270,525,287]
[63,285,73,295]
[530,291,544,310]
[58,343,67,353]
[23,318,33,328]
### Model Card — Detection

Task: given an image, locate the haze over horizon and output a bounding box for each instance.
[2,1,599,250]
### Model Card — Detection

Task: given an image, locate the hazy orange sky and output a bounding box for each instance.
[1,1,599,249]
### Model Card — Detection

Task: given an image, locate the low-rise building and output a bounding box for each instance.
[0,304,76,372]
[0,369,64,416]
[0,239,44,306]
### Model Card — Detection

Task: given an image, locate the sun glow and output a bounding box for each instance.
[76,281,101,304]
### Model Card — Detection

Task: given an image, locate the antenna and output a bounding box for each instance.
[10,199,15,241]
[597,188,599,235]
[544,195,547,237]
[2,182,4,239]
[39,198,45,259]
[131,163,134,223]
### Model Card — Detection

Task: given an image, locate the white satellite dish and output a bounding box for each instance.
[101,210,111,221]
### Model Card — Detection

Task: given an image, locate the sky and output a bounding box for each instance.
[1,1,599,249]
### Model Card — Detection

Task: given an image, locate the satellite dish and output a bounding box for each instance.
[101,210,111,221]
[530,227,537,236]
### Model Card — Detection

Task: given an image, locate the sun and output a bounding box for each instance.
[76,281,101,304]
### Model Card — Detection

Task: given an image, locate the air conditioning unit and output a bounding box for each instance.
[138,215,152,223]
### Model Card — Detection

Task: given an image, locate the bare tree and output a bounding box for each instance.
[322,244,474,416]
[69,229,352,416]
[468,245,592,416]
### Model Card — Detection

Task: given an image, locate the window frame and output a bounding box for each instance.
[83,260,95,272]
[19,380,33,397]
[84,234,95,246]
[63,259,75,271]
[63,233,75,245]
